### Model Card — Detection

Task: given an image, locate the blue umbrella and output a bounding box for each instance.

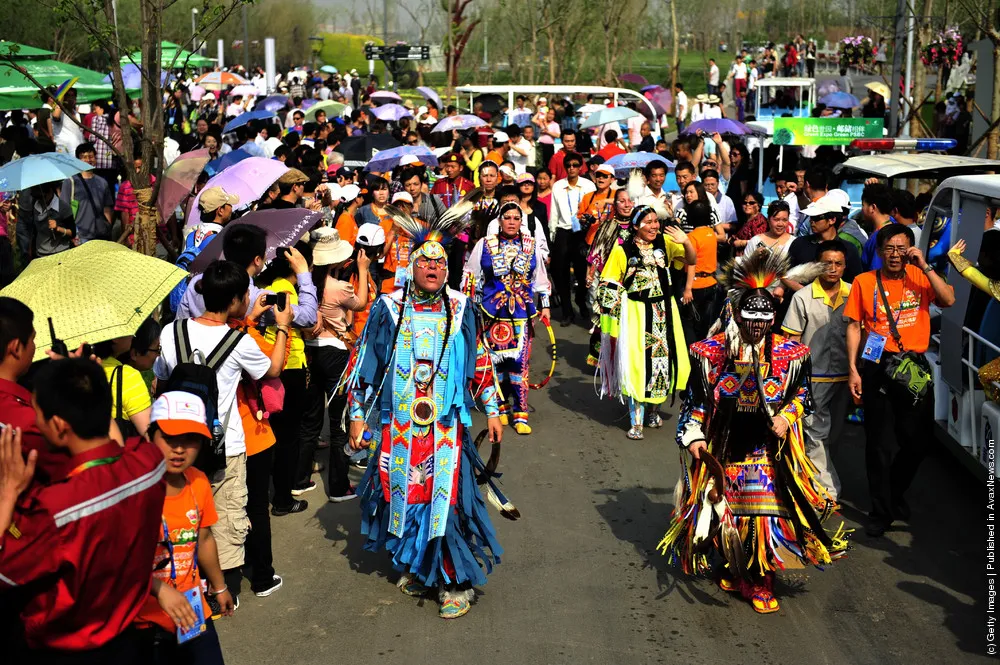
[579,106,642,130]
[204,150,253,177]
[417,86,443,111]
[681,118,755,136]
[223,109,277,134]
[258,95,289,113]
[363,145,439,173]
[430,114,487,133]
[371,103,413,122]
[604,152,674,178]
[0,153,94,192]
[103,63,170,89]
[820,91,861,108]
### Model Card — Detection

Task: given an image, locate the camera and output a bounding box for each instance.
[263,292,289,311]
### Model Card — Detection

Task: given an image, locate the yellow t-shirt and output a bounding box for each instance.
[102,357,152,419]
[263,277,307,369]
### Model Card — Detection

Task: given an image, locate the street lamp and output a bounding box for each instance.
[191,8,200,55]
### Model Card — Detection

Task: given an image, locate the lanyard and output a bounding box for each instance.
[872,283,902,327]
[66,455,120,478]
[159,483,201,585]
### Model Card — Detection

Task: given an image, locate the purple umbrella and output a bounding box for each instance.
[417,86,443,111]
[371,103,413,122]
[157,148,210,222]
[618,73,649,86]
[364,145,439,172]
[186,157,289,234]
[301,98,317,110]
[604,152,675,178]
[430,114,487,133]
[258,95,289,113]
[682,118,755,136]
[645,88,673,111]
[640,84,663,93]
[188,209,324,274]
[370,90,403,104]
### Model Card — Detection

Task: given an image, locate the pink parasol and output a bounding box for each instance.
[618,73,649,86]
[183,157,288,235]
[157,148,211,223]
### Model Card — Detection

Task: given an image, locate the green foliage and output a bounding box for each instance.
[318,34,385,80]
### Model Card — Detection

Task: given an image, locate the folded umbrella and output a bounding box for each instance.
[604,152,674,178]
[369,90,403,104]
[0,153,93,192]
[363,145,439,172]
[371,103,413,122]
[430,114,487,133]
[820,91,861,108]
[188,209,324,274]
[0,241,187,361]
[304,100,346,122]
[157,148,211,222]
[204,150,254,177]
[258,95,289,113]
[416,86,443,110]
[579,106,642,130]
[223,109,277,134]
[682,118,755,136]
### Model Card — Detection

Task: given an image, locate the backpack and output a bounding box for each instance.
[168,230,218,313]
[163,320,245,475]
[111,364,140,440]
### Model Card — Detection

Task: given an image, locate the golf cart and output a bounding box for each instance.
[754,77,815,120]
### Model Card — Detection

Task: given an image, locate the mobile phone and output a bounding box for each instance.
[48,318,69,357]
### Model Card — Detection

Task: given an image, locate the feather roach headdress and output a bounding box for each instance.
[721,249,825,305]
[383,187,484,259]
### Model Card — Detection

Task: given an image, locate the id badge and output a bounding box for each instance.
[176,587,207,644]
[862,332,887,363]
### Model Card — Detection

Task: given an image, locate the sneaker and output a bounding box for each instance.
[329,486,358,503]
[271,499,309,517]
[351,457,368,470]
[291,481,317,497]
[253,574,283,597]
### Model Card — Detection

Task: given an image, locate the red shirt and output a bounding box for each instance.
[0,378,68,483]
[597,142,626,161]
[548,149,589,182]
[430,177,474,208]
[0,439,166,651]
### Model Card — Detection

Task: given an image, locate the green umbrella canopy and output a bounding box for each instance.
[0,41,137,111]
[121,41,215,69]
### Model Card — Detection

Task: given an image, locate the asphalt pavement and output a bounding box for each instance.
[217,321,989,664]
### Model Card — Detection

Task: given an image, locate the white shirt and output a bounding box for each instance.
[508,138,534,175]
[53,110,83,155]
[549,177,596,236]
[708,64,720,86]
[225,103,244,118]
[714,191,738,223]
[154,320,271,456]
[733,62,748,80]
[705,106,723,119]
[748,67,760,91]
[626,114,645,147]
[690,103,707,123]
[782,192,802,234]
[744,235,792,258]
[675,91,688,120]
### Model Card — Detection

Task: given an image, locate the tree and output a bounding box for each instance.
[443,0,481,88]
[954,0,999,158]
[0,0,246,255]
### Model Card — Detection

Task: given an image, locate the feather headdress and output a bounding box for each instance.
[721,249,825,303]
[383,187,484,253]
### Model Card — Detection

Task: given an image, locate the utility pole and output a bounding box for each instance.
[242,4,250,71]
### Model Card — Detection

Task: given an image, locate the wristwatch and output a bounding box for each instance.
[922,264,934,273]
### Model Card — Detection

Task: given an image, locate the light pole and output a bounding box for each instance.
[191,8,199,55]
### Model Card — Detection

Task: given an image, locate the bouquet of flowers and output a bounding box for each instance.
[839,36,877,68]
[920,27,963,67]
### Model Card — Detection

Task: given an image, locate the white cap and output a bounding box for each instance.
[493,131,509,143]
[204,92,216,101]
[399,154,421,166]
[391,191,413,204]
[826,188,851,211]
[499,165,516,179]
[538,96,547,104]
[339,184,361,202]
[324,183,342,201]
[417,105,428,116]
[594,163,616,176]
[150,391,212,439]
[803,190,849,217]
[356,222,386,246]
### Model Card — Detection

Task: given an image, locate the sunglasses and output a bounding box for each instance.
[742,201,758,206]
[407,140,419,145]
[594,172,611,178]
[566,163,582,169]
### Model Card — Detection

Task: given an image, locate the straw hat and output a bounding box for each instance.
[865,81,890,100]
[310,227,353,266]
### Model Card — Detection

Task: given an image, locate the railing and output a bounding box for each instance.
[960,326,1000,462]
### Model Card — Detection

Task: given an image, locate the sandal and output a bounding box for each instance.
[750,587,780,614]
[626,425,644,440]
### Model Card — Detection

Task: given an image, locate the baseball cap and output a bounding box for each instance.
[493,131,509,143]
[339,184,361,202]
[538,96,547,104]
[825,188,852,212]
[278,168,309,184]
[594,163,616,177]
[199,186,240,213]
[399,154,422,167]
[499,165,516,179]
[802,195,843,217]
[391,191,413,205]
[516,173,535,184]
[356,222,386,246]
[150,391,212,439]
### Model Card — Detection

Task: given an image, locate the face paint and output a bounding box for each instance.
[737,291,775,343]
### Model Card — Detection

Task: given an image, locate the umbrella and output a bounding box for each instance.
[157,148,211,222]
[204,150,254,177]
[228,84,259,98]
[865,81,890,100]
[191,157,288,219]
[188,209,324,274]
[301,98,317,110]
[579,106,642,130]
[618,73,649,86]
[364,145,439,172]
[102,63,170,89]
[371,103,413,122]
[320,65,338,74]
[0,241,187,361]
[193,71,249,90]
[604,152,674,178]
[645,88,673,113]
[304,100,346,121]
[640,84,664,93]
[820,91,861,108]
[638,96,668,120]
[339,134,403,168]
[258,95,289,113]
[223,109,277,133]
[370,90,403,104]
[122,41,215,69]
[681,118,755,136]
[0,153,93,192]
[416,86,443,110]
[430,114,487,133]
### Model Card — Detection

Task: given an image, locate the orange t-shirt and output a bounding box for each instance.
[579,189,616,244]
[485,149,504,166]
[238,383,276,456]
[844,264,936,353]
[350,271,378,339]
[135,467,218,633]
[689,226,718,289]
[335,212,358,246]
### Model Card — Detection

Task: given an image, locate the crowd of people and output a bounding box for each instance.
[0,50,997,662]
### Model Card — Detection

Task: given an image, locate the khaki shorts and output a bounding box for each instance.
[210,453,249,571]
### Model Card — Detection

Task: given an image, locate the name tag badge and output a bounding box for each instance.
[176,587,207,644]
[862,332,887,363]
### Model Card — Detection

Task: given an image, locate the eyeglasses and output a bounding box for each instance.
[594,173,611,178]
[407,140,419,145]
[147,347,162,355]
[883,245,909,256]
[414,257,447,268]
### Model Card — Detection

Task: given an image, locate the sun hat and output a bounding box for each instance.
[199,187,240,213]
[310,227,354,266]
[707,94,721,104]
[150,391,212,439]
[356,223,386,247]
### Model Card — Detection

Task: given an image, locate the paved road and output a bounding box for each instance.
[218,322,988,665]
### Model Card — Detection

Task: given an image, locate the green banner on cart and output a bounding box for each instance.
[772,118,884,146]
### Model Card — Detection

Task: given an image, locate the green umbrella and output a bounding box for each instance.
[304,100,346,122]
[122,41,215,70]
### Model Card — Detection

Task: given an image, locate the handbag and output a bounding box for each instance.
[875,272,933,403]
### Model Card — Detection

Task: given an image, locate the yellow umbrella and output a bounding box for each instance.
[0,241,187,361]
[865,81,890,100]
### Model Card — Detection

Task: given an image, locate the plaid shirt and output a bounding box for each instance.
[90,115,115,170]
